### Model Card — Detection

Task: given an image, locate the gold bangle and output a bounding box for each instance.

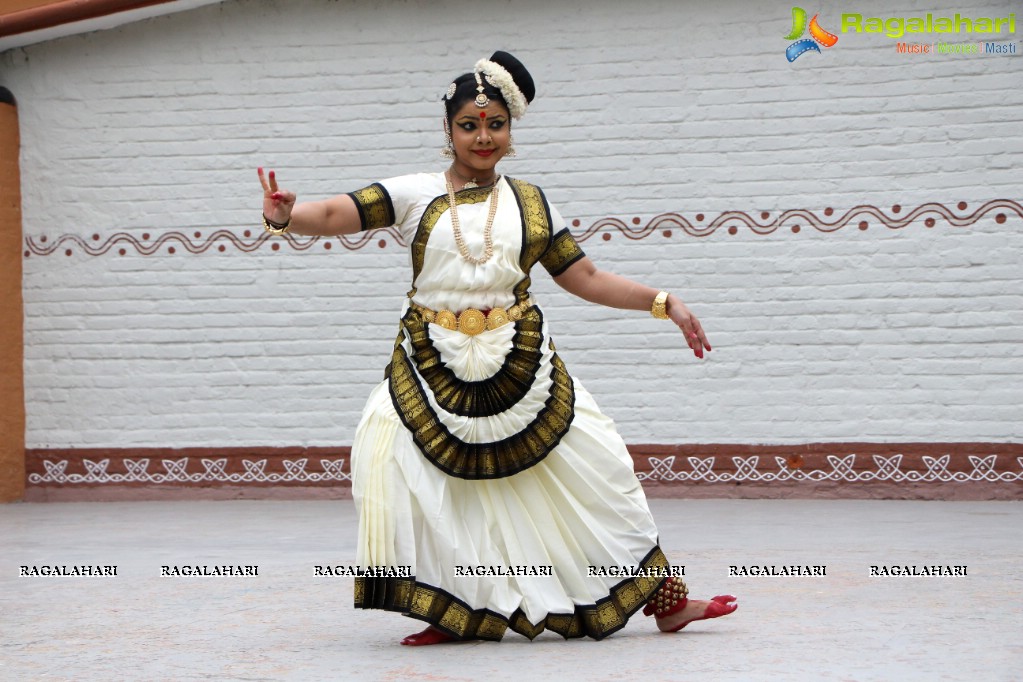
[651,291,670,319]
[262,214,291,236]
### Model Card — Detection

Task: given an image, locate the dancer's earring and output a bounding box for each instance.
[441,120,456,159]
[506,134,517,158]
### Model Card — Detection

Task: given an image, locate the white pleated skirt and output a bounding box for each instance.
[351,366,669,640]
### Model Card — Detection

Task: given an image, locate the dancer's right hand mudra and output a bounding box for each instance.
[258,167,297,225]
[257,167,364,237]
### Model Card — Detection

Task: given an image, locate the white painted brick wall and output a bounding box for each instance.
[4,0,1021,448]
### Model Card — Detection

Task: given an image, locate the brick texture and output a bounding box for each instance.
[3,0,1021,449]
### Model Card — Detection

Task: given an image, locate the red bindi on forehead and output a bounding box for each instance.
[480,112,486,119]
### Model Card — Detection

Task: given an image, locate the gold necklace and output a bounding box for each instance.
[445,172,499,266]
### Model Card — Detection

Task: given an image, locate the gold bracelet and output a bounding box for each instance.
[651,291,670,319]
[262,214,291,236]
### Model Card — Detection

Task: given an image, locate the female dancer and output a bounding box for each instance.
[258,51,736,645]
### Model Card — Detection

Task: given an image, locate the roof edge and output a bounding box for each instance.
[0,0,175,38]
[0,0,223,51]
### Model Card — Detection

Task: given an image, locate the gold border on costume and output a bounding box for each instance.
[411,185,495,289]
[348,183,396,231]
[386,335,575,480]
[403,306,545,418]
[378,176,588,479]
[508,178,551,299]
[504,178,587,298]
[541,228,586,277]
[354,545,677,641]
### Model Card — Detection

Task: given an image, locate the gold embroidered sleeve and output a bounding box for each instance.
[346,183,396,231]
[539,228,585,277]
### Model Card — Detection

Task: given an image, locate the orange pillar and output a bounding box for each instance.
[0,86,25,502]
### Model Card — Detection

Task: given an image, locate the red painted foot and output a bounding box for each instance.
[666,595,738,632]
[400,626,457,646]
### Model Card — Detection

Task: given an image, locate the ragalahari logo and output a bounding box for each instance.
[784,7,839,61]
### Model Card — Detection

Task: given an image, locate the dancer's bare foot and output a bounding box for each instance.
[400,625,457,646]
[655,595,738,632]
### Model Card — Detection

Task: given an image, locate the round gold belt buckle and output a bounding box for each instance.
[434,309,457,330]
[486,307,510,330]
[457,308,487,336]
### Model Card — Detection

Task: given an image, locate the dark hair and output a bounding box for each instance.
[441,51,536,124]
[443,73,508,124]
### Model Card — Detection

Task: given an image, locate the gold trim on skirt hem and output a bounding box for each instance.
[353,545,676,641]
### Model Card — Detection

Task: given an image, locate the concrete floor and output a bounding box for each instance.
[1,498,1021,681]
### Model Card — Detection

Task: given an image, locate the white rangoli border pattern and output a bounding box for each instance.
[25,454,1023,486]
[636,454,1023,483]
[28,457,352,485]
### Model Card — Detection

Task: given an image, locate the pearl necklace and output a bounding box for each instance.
[445,172,500,266]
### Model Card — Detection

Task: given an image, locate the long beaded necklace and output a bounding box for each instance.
[445,171,500,266]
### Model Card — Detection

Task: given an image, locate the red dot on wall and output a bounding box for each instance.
[858,221,868,231]
[92,234,100,241]
[892,204,901,213]
[760,212,769,220]
[695,213,704,222]
[194,231,201,239]
[168,247,176,254]
[728,226,737,235]
[662,230,672,238]
[119,249,126,256]
[142,233,150,240]
[324,241,332,250]
[244,230,252,238]
[824,207,834,216]
[23,250,30,258]
[218,245,226,252]
[378,239,386,248]
[65,249,72,256]
[995,213,1007,224]
[572,219,580,227]
[925,218,935,228]
[40,235,47,243]
[957,201,967,210]
[632,217,641,225]
[791,225,800,234]
[601,233,611,241]
[272,243,280,251]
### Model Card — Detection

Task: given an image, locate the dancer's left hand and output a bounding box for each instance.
[667,295,711,359]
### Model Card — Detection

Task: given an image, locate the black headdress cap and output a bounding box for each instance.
[488,51,535,104]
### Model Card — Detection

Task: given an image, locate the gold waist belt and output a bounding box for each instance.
[408,298,532,336]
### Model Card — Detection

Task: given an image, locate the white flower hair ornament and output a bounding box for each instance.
[474,59,529,120]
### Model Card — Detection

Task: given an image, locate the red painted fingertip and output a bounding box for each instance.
[271,192,282,200]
